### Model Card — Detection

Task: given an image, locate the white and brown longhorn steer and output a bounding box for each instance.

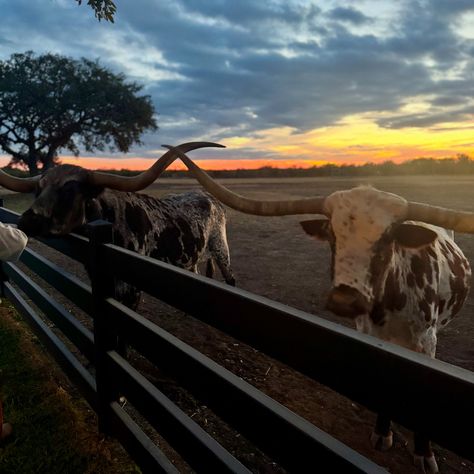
[166,146,474,473]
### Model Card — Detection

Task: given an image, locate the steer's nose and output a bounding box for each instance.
[18,210,50,236]
[326,284,370,318]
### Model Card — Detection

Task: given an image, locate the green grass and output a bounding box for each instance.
[0,302,139,474]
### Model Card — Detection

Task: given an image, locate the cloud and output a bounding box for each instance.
[327,7,372,25]
[0,0,473,159]
[431,96,467,107]
[377,105,474,129]
[0,35,14,46]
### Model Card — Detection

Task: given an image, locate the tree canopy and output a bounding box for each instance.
[76,0,117,22]
[0,51,157,175]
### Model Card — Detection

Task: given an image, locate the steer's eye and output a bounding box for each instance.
[59,181,80,202]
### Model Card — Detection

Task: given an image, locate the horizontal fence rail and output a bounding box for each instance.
[107,350,253,474]
[19,247,92,314]
[102,242,474,461]
[1,257,252,473]
[0,207,87,262]
[3,281,97,409]
[0,206,472,471]
[3,261,95,362]
[108,401,180,474]
[105,298,382,473]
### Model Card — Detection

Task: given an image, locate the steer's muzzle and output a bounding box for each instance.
[18,210,51,236]
[326,284,370,318]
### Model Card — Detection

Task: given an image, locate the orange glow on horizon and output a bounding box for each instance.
[0,155,331,171]
[58,157,330,171]
[0,112,473,171]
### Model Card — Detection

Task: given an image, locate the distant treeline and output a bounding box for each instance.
[3,154,474,179]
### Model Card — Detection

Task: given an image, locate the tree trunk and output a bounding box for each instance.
[26,157,39,176]
[41,147,58,171]
[42,157,54,171]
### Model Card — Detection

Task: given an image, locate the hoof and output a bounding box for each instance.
[0,422,13,442]
[370,430,393,451]
[414,454,439,473]
[392,429,408,448]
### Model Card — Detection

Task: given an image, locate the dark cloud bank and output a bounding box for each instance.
[0,0,473,158]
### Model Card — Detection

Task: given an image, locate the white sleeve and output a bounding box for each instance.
[0,222,28,261]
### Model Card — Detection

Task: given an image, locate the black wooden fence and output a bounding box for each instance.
[0,203,473,473]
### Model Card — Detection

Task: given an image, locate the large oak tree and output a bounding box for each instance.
[0,51,157,175]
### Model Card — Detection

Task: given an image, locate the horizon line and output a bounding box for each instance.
[0,153,471,172]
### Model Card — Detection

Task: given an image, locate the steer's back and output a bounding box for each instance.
[427,225,471,329]
[100,190,226,268]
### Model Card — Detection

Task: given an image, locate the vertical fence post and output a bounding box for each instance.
[87,219,117,435]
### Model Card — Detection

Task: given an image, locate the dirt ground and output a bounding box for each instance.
[4,175,474,473]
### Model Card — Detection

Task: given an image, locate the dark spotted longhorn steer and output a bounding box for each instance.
[0,142,235,309]
[166,148,474,473]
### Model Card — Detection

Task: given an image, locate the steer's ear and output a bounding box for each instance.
[300,218,331,240]
[393,223,438,248]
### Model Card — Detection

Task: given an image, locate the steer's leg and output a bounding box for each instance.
[411,338,438,473]
[414,434,439,473]
[208,231,235,286]
[216,257,235,286]
[206,259,215,278]
[370,413,393,451]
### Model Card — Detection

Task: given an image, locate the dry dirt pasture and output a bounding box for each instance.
[3,175,474,473]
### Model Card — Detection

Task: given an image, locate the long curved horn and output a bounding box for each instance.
[407,202,474,233]
[0,169,40,192]
[162,145,327,216]
[89,142,225,192]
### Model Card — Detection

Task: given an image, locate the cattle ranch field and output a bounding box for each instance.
[2,174,474,474]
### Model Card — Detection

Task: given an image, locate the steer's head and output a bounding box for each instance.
[18,165,98,236]
[162,146,474,319]
[300,187,438,318]
[0,142,224,237]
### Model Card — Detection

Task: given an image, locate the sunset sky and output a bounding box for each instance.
[1,0,474,170]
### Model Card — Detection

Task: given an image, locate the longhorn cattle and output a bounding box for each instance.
[166,146,474,473]
[0,142,235,309]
